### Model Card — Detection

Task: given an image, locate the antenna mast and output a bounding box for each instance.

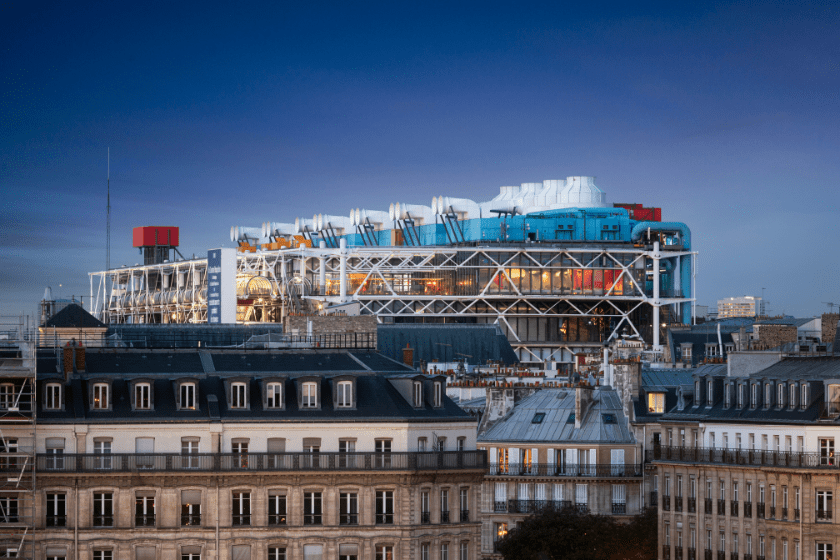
[106,148,111,272]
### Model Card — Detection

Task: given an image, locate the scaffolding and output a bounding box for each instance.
[0,316,36,559]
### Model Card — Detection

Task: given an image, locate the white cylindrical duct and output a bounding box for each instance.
[437,197,481,220]
[604,347,611,386]
[295,217,315,233]
[231,226,262,242]
[339,238,347,302]
[319,240,326,294]
[263,222,296,238]
[652,241,661,351]
[354,209,390,227]
[394,203,435,224]
[316,215,354,233]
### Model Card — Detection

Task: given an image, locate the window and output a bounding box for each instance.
[46,493,66,527]
[460,542,468,560]
[441,543,449,560]
[495,522,508,542]
[232,440,249,469]
[266,382,283,408]
[751,384,758,407]
[46,547,66,560]
[134,383,150,410]
[304,491,322,525]
[376,546,393,560]
[725,384,731,407]
[93,383,109,409]
[303,438,320,468]
[418,437,427,452]
[457,437,466,451]
[93,492,114,526]
[376,439,392,468]
[738,384,745,407]
[94,439,112,470]
[719,532,725,552]
[232,492,251,526]
[440,488,450,522]
[340,492,358,525]
[795,540,800,560]
[421,544,430,560]
[816,490,832,521]
[339,544,358,560]
[765,383,773,408]
[790,384,797,408]
[180,382,196,410]
[434,382,442,407]
[181,490,201,526]
[0,384,14,411]
[338,439,356,468]
[498,448,509,474]
[460,488,469,521]
[46,437,65,470]
[181,438,200,469]
[268,549,286,560]
[268,492,286,525]
[135,493,155,527]
[93,552,112,560]
[376,490,394,524]
[817,544,833,560]
[707,380,713,405]
[0,496,17,523]
[337,381,352,408]
[46,383,62,409]
[532,412,545,424]
[801,383,808,409]
[648,392,665,413]
[414,381,423,407]
[778,383,786,407]
[819,438,835,465]
[421,490,430,523]
[302,382,317,408]
[230,382,247,408]
[135,437,155,468]
[182,547,201,560]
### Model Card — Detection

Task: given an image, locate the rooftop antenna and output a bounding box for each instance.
[823,302,837,313]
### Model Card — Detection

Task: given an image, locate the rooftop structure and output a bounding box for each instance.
[90,176,696,365]
[717,296,763,318]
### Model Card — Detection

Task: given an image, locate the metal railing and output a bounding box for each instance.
[718,499,726,515]
[744,502,752,518]
[489,462,643,477]
[376,513,393,524]
[612,503,627,514]
[717,552,725,560]
[232,514,250,526]
[755,503,763,518]
[304,513,321,525]
[648,446,840,470]
[650,492,659,508]
[663,495,671,511]
[46,516,66,527]
[268,513,286,525]
[460,509,470,522]
[37,450,486,473]
[769,506,776,519]
[730,500,738,516]
[675,496,683,512]
[135,514,155,527]
[93,515,113,527]
[688,497,696,513]
[421,511,431,523]
[663,545,671,560]
[181,513,201,526]
[507,500,572,514]
[817,509,832,521]
[676,546,683,560]
[493,501,507,513]
[794,508,800,521]
[782,507,788,520]
[339,513,358,525]
[439,511,449,524]
[705,498,713,514]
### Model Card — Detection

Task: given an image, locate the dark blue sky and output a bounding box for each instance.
[2,1,838,317]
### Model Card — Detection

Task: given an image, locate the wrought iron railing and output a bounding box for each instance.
[756,503,763,519]
[376,513,393,524]
[744,502,752,518]
[675,496,683,512]
[46,516,66,527]
[663,545,671,560]
[648,446,840,470]
[730,500,738,516]
[421,511,431,523]
[232,514,250,526]
[460,509,470,522]
[181,513,201,526]
[817,509,832,521]
[339,513,358,525]
[688,497,696,513]
[439,511,449,524]
[493,501,507,513]
[717,499,726,515]
[663,495,671,511]
[612,502,627,514]
[507,500,571,514]
[650,492,659,508]
[489,462,643,477]
[705,498,713,514]
[268,513,286,525]
[37,450,486,473]
[135,514,155,527]
[93,515,113,527]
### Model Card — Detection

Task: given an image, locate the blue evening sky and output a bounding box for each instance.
[2,1,838,318]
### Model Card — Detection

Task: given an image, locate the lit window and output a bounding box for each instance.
[376,546,393,560]
[266,382,283,408]
[180,383,196,410]
[337,381,352,408]
[46,383,61,409]
[92,383,109,409]
[134,383,150,410]
[230,382,247,409]
[648,393,665,413]
[302,382,317,408]
[820,438,835,465]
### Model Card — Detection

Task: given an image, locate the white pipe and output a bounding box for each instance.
[230,226,262,242]
[316,215,354,233]
[717,323,724,357]
[319,240,326,294]
[437,197,481,219]
[653,241,661,351]
[353,209,390,227]
[604,347,611,386]
[394,203,435,224]
[263,222,296,237]
[339,238,347,302]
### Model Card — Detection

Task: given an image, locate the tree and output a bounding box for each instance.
[496,506,657,560]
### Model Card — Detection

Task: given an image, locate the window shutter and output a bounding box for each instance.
[181,490,201,504]
[232,545,251,560]
[46,438,65,449]
[267,438,286,453]
[489,448,497,473]
[531,448,539,470]
[518,483,529,500]
[135,438,154,453]
[136,546,155,560]
[303,438,321,448]
[339,545,358,556]
[509,448,520,474]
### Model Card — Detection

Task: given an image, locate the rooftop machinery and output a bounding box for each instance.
[90,176,696,363]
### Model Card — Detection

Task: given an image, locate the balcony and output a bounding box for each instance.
[688,548,696,560]
[718,500,726,515]
[575,503,588,514]
[650,492,659,508]
[717,552,725,560]
[507,500,571,514]
[769,506,776,519]
[232,514,251,526]
[612,502,627,515]
[268,513,286,525]
[705,551,713,560]
[730,501,739,516]
[181,513,201,526]
[46,515,66,527]
[37,450,487,473]
[675,497,683,512]
[663,545,671,560]
[688,497,697,513]
[730,553,738,560]
[744,502,752,518]
[647,446,840,471]
[705,498,713,515]
[489,462,643,478]
[743,555,752,560]
[460,509,470,522]
[756,503,763,519]
[440,511,450,524]
[816,509,832,522]
[675,546,683,560]
[794,508,800,521]
[663,495,671,511]
[135,514,155,527]
[782,507,788,520]
[493,501,507,513]
[304,514,321,525]
[376,513,394,524]
[93,515,113,527]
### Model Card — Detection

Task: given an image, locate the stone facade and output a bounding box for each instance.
[287,315,377,341]
[753,324,797,350]
[822,314,838,346]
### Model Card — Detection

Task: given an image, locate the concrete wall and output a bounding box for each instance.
[727,351,783,378]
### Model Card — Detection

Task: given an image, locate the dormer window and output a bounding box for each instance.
[180,382,196,410]
[45,383,62,410]
[827,385,840,416]
[694,381,701,407]
[789,384,797,409]
[800,382,808,409]
[302,382,317,408]
[778,383,786,408]
[750,384,758,408]
[336,381,352,408]
[230,382,247,409]
[413,381,423,407]
[724,384,731,408]
[764,383,772,409]
[434,382,442,408]
[648,392,665,414]
[707,380,713,405]
[266,382,283,409]
[134,383,151,410]
[738,384,745,408]
[92,383,109,410]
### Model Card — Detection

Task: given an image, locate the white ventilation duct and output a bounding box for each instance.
[536,179,566,207]
[262,222,296,238]
[316,215,354,234]
[435,197,481,220]
[230,226,263,242]
[393,203,435,225]
[353,209,391,228]
[560,176,607,207]
[294,217,315,233]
